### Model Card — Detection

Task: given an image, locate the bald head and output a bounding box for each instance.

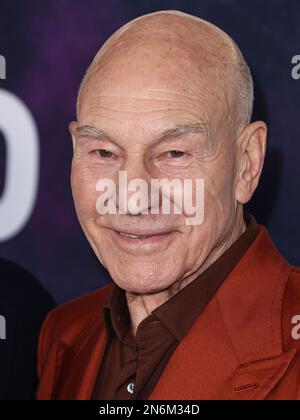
[71,10,267,299]
[77,10,253,134]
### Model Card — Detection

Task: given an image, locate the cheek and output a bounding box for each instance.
[71,161,101,218]
[205,176,232,211]
[182,163,236,257]
[203,158,236,212]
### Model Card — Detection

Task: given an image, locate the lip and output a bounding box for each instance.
[110,228,175,249]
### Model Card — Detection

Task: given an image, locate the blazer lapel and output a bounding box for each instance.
[230,349,297,400]
[148,300,297,400]
[149,226,297,400]
[39,313,108,400]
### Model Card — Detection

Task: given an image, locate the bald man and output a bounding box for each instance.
[36,11,300,400]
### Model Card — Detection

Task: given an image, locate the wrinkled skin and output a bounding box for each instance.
[70,11,267,334]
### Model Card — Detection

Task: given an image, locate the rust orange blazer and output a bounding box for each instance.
[36,225,300,400]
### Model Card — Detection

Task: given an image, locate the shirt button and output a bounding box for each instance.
[127,382,135,394]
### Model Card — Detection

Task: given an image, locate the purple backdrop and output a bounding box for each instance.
[0,0,299,304]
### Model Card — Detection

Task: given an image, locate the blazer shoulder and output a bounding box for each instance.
[290,266,300,276]
[287,266,300,296]
[282,266,300,352]
[39,283,112,349]
[37,283,112,383]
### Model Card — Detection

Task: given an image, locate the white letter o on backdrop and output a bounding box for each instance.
[0,89,39,242]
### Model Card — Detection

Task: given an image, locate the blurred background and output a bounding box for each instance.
[0,0,299,304]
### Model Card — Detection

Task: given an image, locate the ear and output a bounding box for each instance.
[69,121,78,152]
[235,121,267,204]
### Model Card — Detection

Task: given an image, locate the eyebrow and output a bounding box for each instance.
[75,122,210,142]
[161,122,209,138]
[76,125,111,140]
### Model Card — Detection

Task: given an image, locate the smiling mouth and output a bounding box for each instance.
[118,232,154,239]
[119,232,150,238]
[111,229,174,244]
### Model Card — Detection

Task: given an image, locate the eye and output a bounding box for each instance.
[167,150,185,158]
[96,149,114,158]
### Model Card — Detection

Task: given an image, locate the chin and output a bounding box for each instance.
[108,266,176,295]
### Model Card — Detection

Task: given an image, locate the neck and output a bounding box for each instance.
[126,209,246,336]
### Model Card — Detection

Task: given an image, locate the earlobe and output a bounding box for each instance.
[235,121,267,204]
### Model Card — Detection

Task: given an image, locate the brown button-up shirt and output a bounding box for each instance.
[92,213,260,400]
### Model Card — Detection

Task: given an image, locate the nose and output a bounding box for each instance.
[116,156,154,216]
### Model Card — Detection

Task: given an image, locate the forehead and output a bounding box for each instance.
[79,77,220,142]
[77,37,230,143]
[78,95,216,151]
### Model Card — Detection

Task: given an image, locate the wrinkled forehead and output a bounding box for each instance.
[78,71,225,147]
[82,55,230,122]
[77,15,237,139]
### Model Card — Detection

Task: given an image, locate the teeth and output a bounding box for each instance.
[119,232,149,239]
